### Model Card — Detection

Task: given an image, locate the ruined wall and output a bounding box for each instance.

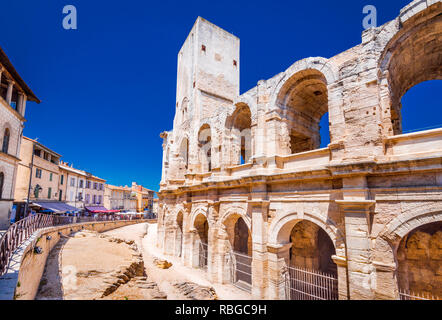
[159,0,442,300]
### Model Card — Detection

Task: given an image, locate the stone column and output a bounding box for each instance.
[249,198,270,299]
[267,243,291,299]
[156,203,165,251]
[336,199,375,300]
[207,201,220,283]
[189,228,199,268]
[17,92,24,114]
[372,260,398,300]
[253,81,266,161]
[6,80,14,105]
[332,254,349,300]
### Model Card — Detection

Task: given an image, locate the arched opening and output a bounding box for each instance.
[2,128,10,154]
[198,124,212,173]
[396,221,442,298]
[381,10,442,135]
[0,172,4,199]
[400,80,442,133]
[233,217,251,255]
[223,214,252,288]
[274,218,338,300]
[227,104,252,165]
[181,98,189,124]
[276,69,329,153]
[194,213,208,268]
[288,220,336,275]
[176,211,183,257]
[179,138,189,170]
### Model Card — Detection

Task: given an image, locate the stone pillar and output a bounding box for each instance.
[249,198,269,299]
[207,201,220,282]
[332,254,349,300]
[156,203,166,251]
[372,260,398,300]
[189,229,199,268]
[17,92,24,114]
[6,80,14,105]
[267,243,291,300]
[336,199,375,300]
[182,229,193,267]
[216,223,233,284]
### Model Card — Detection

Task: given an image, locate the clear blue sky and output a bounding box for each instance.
[1,0,440,191]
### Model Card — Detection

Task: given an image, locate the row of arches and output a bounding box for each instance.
[169,3,441,178]
[168,206,442,299]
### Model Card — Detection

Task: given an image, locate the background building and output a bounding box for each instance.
[104,184,124,210]
[14,137,61,219]
[131,182,155,212]
[104,184,137,212]
[59,161,87,209]
[84,174,106,208]
[0,47,40,228]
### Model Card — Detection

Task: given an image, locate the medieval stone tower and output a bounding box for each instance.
[165,17,240,181]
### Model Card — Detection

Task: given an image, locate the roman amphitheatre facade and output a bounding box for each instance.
[157,0,442,300]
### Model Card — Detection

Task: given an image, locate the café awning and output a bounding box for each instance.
[85,206,119,213]
[32,201,80,214]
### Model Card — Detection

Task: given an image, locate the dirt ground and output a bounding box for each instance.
[35,222,251,300]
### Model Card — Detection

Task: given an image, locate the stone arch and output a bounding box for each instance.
[1,122,12,154]
[374,208,442,298]
[377,0,442,135]
[180,97,189,123]
[219,206,252,231]
[377,209,442,253]
[177,135,189,172]
[269,57,338,113]
[197,124,212,172]
[233,94,258,123]
[268,211,343,250]
[218,206,252,255]
[267,58,339,154]
[189,206,208,231]
[225,103,253,165]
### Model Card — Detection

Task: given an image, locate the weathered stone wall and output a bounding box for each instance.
[158,0,442,300]
[0,220,148,300]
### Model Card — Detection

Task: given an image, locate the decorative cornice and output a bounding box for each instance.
[335,199,376,210]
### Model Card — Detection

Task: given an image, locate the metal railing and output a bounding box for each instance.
[284,265,338,300]
[399,289,440,300]
[0,214,149,276]
[198,241,208,269]
[228,250,252,292]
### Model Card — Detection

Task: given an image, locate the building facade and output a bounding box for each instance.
[59,162,87,209]
[84,175,106,208]
[131,182,155,212]
[158,1,442,300]
[104,184,125,210]
[0,47,39,228]
[14,137,61,216]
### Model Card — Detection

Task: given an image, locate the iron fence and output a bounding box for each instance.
[228,250,252,292]
[198,241,208,269]
[0,214,150,276]
[284,265,338,300]
[399,289,440,300]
